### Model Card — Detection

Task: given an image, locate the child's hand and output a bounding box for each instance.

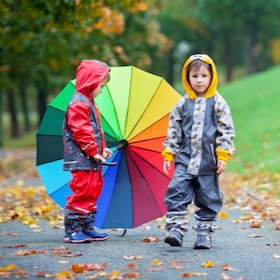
[103,147,113,159]
[217,160,227,174]
[93,153,106,163]
[163,161,171,175]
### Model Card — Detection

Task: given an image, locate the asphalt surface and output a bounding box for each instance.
[0,152,280,279]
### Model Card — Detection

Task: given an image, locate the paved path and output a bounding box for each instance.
[0,151,280,279]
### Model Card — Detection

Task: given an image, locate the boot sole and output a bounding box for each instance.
[89,236,108,242]
[64,237,91,243]
[164,235,182,246]
[194,243,211,249]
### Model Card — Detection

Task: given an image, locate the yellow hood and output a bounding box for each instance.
[181,54,218,100]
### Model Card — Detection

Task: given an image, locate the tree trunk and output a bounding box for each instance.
[19,77,30,132]
[7,89,20,138]
[167,47,175,86]
[0,90,3,147]
[244,18,259,75]
[223,29,233,82]
[37,79,48,126]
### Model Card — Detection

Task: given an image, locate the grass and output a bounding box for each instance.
[2,129,36,149]
[219,66,280,175]
[1,112,37,149]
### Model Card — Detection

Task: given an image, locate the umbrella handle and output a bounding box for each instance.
[117,228,127,237]
[100,161,117,166]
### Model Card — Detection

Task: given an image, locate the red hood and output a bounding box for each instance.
[76,60,110,99]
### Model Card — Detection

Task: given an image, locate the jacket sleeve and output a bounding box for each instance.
[215,94,235,162]
[67,101,99,157]
[162,97,185,161]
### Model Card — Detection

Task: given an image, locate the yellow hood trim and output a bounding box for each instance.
[181,54,218,100]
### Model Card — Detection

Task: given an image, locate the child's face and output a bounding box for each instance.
[91,76,109,99]
[189,65,212,97]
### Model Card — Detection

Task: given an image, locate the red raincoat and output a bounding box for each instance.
[63,60,110,214]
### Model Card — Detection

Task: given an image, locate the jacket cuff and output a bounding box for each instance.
[216,149,231,162]
[161,149,175,162]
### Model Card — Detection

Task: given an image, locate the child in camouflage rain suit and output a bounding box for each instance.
[63,60,112,243]
[162,54,235,249]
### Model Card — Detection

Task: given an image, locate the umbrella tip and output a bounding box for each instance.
[118,139,128,150]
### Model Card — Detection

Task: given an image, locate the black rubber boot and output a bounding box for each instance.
[164,230,183,247]
[194,230,212,249]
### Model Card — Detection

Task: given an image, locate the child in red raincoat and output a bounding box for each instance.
[62,60,113,243]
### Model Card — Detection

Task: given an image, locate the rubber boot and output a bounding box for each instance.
[83,211,108,241]
[193,221,215,249]
[64,209,91,243]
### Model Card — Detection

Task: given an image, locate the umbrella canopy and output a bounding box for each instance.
[36,66,181,229]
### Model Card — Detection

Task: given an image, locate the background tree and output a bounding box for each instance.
[153,0,280,87]
[0,0,169,144]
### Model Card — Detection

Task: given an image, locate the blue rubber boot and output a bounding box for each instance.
[64,210,91,243]
[64,231,91,243]
[84,229,108,241]
[83,211,108,241]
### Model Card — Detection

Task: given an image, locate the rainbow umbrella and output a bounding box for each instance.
[36,66,181,229]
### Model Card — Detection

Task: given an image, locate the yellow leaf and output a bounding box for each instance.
[201,260,217,268]
[151,259,164,266]
[218,210,229,219]
[0,264,18,272]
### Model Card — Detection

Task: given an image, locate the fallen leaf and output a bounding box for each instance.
[231,220,243,224]
[249,221,262,228]
[0,264,18,271]
[142,236,160,242]
[221,263,235,271]
[37,271,55,278]
[142,225,151,230]
[180,272,207,277]
[54,270,74,279]
[6,233,18,236]
[124,262,137,270]
[2,244,26,248]
[172,261,184,270]
[157,224,165,229]
[71,263,87,273]
[84,263,108,272]
[247,232,262,238]
[15,249,47,256]
[123,272,140,278]
[151,259,164,266]
[51,246,68,250]
[123,255,142,260]
[218,210,229,219]
[58,260,69,264]
[201,260,217,268]
[239,214,254,220]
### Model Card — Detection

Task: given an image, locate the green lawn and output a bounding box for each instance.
[219,66,280,175]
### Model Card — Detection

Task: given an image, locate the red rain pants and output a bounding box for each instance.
[65,170,103,214]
